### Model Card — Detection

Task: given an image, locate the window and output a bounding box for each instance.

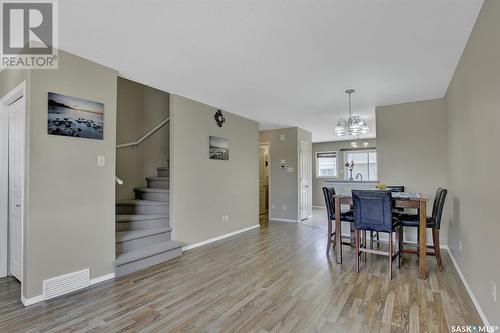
[316,152,337,177]
[344,150,377,181]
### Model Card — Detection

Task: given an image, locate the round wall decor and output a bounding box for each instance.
[214,110,226,127]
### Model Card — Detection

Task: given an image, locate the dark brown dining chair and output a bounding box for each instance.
[398,187,447,271]
[352,190,401,280]
[322,187,355,255]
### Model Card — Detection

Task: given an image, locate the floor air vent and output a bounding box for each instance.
[43,268,90,300]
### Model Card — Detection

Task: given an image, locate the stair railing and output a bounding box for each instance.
[116,117,170,149]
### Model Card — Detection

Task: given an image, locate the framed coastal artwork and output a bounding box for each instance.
[209,136,229,161]
[47,92,104,140]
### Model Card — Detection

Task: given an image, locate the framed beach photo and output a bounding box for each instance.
[209,136,229,161]
[47,92,104,140]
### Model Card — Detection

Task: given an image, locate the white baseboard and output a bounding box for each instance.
[21,272,115,307]
[21,294,44,306]
[182,225,260,251]
[90,272,115,285]
[269,218,299,223]
[446,248,489,326]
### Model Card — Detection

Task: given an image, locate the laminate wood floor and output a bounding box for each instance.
[0,222,481,333]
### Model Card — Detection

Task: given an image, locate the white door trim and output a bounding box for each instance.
[0,81,26,281]
[298,140,309,221]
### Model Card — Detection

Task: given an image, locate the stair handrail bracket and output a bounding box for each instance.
[116,117,170,149]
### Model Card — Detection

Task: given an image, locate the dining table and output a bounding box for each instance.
[334,191,429,279]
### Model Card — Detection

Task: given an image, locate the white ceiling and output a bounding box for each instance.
[59,0,484,142]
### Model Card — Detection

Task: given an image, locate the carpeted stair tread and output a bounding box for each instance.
[145,176,169,181]
[116,227,171,243]
[116,214,168,222]
[116,199,169,206]
[134,187,169,193]
[114,241,182,266]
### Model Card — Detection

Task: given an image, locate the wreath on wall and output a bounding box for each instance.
[214,110,226,127]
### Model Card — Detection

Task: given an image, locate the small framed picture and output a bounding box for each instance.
[209,136,229,160]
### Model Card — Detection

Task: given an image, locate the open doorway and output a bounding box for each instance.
[259,143,270,225]
[0,82,27,302]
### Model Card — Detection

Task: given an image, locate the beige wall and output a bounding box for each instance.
[445,0,499,323]
[0,70,30,97]
[116,78,170,200]
[312,139,377,206]
[25,51,117,298]
[170,95,259,245]
[259,128,300,221]
[376,99,448,244]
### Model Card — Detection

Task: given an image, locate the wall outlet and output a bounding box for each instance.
[459,240,462,252]
[271,204,275,210]
[492,281,497,303]
[282,204,287,211]
[221,214,229,224]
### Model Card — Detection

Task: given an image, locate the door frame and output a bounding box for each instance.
[258,142,271,217]
[0,81,27,281]
[298,140,310,221]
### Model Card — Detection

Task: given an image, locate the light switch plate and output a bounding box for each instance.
[287,167,294,173]
[97,155,105,167]
[279,134,286,142]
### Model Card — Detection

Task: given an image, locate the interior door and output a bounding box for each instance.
[8,96,24,282]
[259,145,268,215]
[299,140,309,220]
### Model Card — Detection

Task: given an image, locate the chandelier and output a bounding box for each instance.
[333,89,370,137]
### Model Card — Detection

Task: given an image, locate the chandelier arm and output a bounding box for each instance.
[348,91,352,117]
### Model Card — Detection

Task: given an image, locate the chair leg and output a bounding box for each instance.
[326,219,332,255]
[399,227,404,262]
[355,229,360,273]
[350,223,355,247]
[376,232,380,249]
[396,230,401,268]
[370,231,373,250]
[388,233,393,281]
[362,230,367,262]
[433,229,444,271]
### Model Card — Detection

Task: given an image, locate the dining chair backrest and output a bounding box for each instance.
[352,190,394,233]
[322,187,336,219]
[432,187,448,229]
[387,185,405,193]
